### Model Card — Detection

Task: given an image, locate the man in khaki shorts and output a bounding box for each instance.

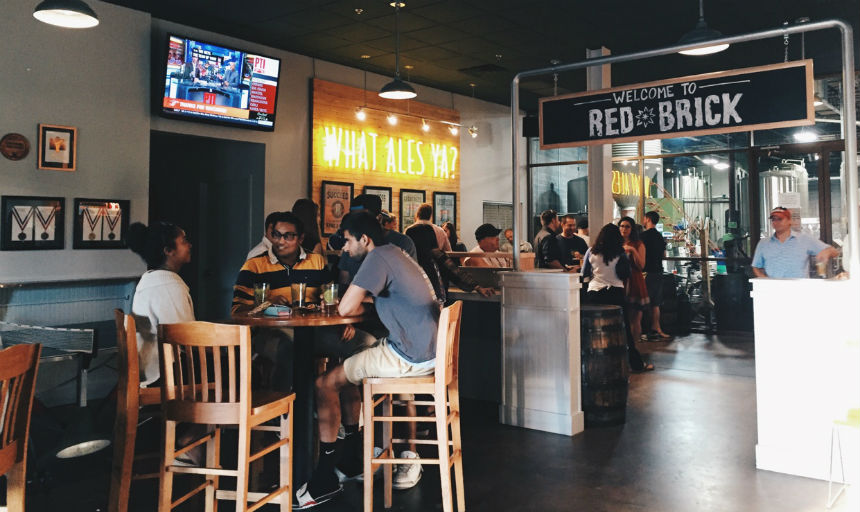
[294,211,440,509]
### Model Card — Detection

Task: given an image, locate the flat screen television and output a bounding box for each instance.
[160,35,281,130]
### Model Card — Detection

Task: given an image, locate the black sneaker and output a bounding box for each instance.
[293,481,343,510]
[334,446,384,482]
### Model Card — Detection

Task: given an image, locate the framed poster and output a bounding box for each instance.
[433,191,456,225]
[1,196,65,251]
[73,199,130,249]
[399,189,426,227]
[364,186,392,213]
[38,124,77,171]
[321,181,353,235]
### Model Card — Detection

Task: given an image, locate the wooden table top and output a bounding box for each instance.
[228,309,365,328]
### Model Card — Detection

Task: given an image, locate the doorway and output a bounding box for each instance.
[149,131,265,321]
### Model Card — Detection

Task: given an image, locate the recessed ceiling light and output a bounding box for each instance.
[354,8,364,14]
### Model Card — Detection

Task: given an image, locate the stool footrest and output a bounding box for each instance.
[171,480,213,509]
[168,466,237,477]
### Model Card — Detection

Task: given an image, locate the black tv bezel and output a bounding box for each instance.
[157,33,282,132]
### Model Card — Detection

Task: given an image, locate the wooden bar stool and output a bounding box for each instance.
[107,310,164,512]
[362,301,465,512]
[157,321,295,512]
[0,343,41,512]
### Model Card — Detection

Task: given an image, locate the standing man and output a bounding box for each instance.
[577,216,590,246]
[556,214,588,269]
[752,206,839,278]
[294,212,440,509]
[408,203,452,252]
[464,223,508,267]
[641,211,671,339]
[534,209,563,269]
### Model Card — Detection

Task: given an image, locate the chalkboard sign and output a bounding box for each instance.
[540,60,813,148]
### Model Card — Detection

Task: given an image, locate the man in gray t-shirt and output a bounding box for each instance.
[293,211,439,509]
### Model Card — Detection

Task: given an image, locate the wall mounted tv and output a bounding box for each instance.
[160,35,281,130]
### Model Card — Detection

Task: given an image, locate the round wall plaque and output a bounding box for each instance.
[0,133,30,161]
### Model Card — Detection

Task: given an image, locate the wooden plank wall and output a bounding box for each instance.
[311,78,460,235]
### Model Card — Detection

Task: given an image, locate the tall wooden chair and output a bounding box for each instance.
[108,310,163,512]
[0,343,41,512]
[362,301,465,512]
[157,321,295,512]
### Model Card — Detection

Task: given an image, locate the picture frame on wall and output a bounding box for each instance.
[321,181,354,235]
[1,195,65,251]
[363,186,392,213]
[399,189,426,227]
[38,124,77,171]
[433,192,456,226]
[73,198,130,249]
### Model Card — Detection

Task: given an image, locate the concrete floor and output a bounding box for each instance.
[12,332,858,511]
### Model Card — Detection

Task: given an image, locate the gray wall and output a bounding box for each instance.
[0,1,150,281]
[0,0,517,283]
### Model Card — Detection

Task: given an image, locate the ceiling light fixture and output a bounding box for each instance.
[379,2,416,100]
[33,0,99,28]
[794,128,817,143]
[448,125,459,136]
[702,157,718,165]
[677,0,729,56]
[355,107,367,121]
[422,119,430,132]
[387,114,398,125]
[713,162,730,170]
[468,125,478,138]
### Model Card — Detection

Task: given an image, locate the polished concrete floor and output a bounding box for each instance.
[12,332,858,511]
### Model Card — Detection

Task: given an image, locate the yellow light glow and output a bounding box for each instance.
[387,114,398,125]
[611,170,654,198]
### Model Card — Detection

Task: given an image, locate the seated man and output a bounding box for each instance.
[464,223,509,267]
[294,211,440,509]
[233,211,371,391]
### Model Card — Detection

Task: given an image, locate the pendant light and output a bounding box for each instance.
[677,0,728,56]
[379,2,417,100]
[33,0,99,29]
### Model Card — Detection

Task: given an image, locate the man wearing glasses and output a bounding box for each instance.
[752,206,839,278]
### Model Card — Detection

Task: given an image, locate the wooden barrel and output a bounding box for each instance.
[580,305,629,427]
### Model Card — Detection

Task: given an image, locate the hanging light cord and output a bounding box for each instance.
[394,4,402,80]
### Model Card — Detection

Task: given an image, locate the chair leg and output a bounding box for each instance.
[280,408,293,512]
[158,420,177,512]
[108,401,138,512]
[205,425,220,512]
[6,459,27,512]
[363,384,375,512]
[383,394,393,509]
[449,387,466,512]
[236,424,252,512]
[435,392,453,512]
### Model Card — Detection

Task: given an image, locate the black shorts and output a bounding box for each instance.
[645,272,663,307]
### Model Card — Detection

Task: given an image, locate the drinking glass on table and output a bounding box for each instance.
[253,282,269,305]
[322,283,339,315]
[291,282,307,307]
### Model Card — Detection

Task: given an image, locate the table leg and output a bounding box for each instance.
[292,326,315,484]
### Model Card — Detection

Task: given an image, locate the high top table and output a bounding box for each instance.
[229,309,365,483]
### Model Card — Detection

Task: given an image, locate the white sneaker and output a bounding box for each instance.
[392,450,422,490]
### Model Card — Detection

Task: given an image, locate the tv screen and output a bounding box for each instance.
[161,35,281,130]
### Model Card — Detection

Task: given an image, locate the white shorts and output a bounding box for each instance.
[343,338,435,385]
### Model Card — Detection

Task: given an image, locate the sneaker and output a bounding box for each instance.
[293,481,343,510]
[335,446,384,483]
[392,450,422,490]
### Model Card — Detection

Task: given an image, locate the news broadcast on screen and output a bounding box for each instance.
[161,35,281,130]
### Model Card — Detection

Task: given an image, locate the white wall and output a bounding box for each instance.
[0,1,516,282]
[0,1,150,281]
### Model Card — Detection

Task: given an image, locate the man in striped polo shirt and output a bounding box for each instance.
[752,206,839,278]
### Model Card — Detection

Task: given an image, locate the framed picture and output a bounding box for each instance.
[73,198,130,249]
[1,196,65,251]
[321,181,353,235]
[364,186,392,213]
[433,191,456,226]
[38,124,77,171]
[399,189,426,227]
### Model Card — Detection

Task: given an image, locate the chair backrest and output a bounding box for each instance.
[0,343,41,474]
[433,301,463,387]
[157,321,252,424]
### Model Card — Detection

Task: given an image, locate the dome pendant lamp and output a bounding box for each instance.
[379,2,416,100]
[677,0,728,56]
[34,0,99,29]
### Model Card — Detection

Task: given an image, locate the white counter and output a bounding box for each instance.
[752,277,860,482]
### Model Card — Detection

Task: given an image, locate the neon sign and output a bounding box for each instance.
[319,125,458,180]
[611,170,654,198]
